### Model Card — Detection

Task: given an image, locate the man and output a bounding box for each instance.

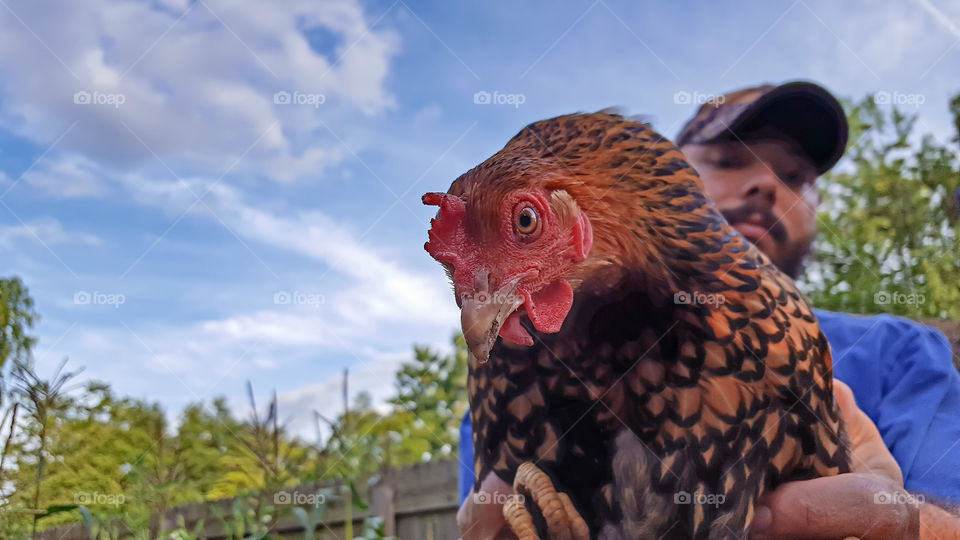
[458,82,960,538]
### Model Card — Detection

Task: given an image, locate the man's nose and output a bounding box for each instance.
[740,168,779,207]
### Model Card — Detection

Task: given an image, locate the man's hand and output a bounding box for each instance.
[750,380,920,539]
[457,470,513,540]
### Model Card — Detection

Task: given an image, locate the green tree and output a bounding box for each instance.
[317,388,395,480]
[0,277,37,375]
[0,277,38,526]
[8,359,83,534]
[386,334,468,465]
[174,398,240,500]
[2,380,328,535]
[805,93,960,320]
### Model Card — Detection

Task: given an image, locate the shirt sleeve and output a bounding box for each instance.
[818,310,960,503]
[876,320,960,503]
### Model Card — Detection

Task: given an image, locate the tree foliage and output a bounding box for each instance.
[386,334,468,464]
[804,93,960,320]
[0,277,37,374]
[0,332,470,537]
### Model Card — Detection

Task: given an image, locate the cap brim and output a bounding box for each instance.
[720,81,848,175]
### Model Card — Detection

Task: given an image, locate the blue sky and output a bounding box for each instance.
[0,0,957,436]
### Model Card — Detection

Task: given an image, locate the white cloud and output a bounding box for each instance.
[211,189,456,327]
[0,0,399,185]
[25,172,460,422]
[38,308,340,395]
[275,347,413,440]
[114,174,459,329]
[22,154,109,197]
[31,309,443,440]
[0,217,101,248]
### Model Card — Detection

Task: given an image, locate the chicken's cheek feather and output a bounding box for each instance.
[572,210,593,262]
[523,280,574,334]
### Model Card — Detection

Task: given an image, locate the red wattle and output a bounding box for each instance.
[499,312,534,346]
[523,280,574,334]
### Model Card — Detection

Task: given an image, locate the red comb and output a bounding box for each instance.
[423,192,466,266]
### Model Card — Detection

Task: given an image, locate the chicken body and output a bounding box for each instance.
[425,112,850,539]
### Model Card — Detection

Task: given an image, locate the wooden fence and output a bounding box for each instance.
[36,460,461,540]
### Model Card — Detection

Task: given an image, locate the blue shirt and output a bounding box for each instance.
[458,309,960,504]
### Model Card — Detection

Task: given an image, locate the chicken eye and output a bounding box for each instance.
[516,206,539,235]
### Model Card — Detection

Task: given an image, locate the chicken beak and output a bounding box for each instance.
[460,269,525,366]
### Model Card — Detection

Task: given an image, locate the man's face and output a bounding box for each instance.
[681,139,819,278]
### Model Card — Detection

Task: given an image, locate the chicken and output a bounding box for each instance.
[423,112,850,539]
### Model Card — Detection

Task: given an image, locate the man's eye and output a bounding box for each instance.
[712,157,741,169]
[780,170,810,187]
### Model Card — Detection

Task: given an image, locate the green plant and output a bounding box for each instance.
[210,493,276,540]
[163,515,206,540]
[354,516,396,540]
[11,358,82,535]
[289,487,332,540]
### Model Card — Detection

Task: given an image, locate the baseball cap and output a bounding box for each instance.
[675,81,848,175]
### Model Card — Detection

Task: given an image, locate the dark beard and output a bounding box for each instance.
[719,204,810,279]
[777,242,810,280]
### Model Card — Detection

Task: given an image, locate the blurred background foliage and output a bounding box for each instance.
[0,92,957,537]
[804,93,960,320]
[0,288,468,537]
